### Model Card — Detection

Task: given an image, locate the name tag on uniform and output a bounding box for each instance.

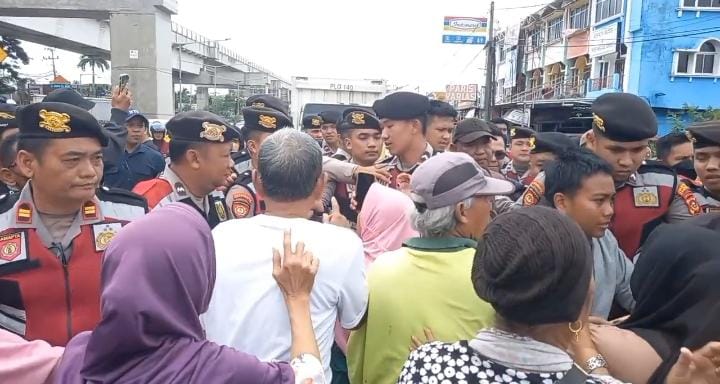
[633,186,660,207]
[92,223,123,252]
[0,232,27,265]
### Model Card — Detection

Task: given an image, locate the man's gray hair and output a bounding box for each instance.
[411,197,473,238]
[258,128,323,202]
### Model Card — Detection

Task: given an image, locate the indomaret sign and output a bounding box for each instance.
[445,84,478,102]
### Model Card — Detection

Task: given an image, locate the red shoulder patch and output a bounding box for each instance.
[229,188,254,218]
[522,179,544,206]
[132,179,172,209]
[676,181,702,216]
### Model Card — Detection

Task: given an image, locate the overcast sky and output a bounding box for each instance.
[18,0,545,93]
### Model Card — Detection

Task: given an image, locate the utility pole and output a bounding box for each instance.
[43,47,59,79]
[484,1,495,120]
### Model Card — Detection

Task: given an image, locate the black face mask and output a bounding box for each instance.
[672,159,697,180]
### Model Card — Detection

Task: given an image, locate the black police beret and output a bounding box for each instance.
[509,126,535,140]
[591,93,657,142]
[531,132,577,154]
[339,109,381,132]
[686,120,720,149]
[245,94,291,119]
[0,104,18,130]
[17,102,108,146]
[166,110,239,143]
[242,106,292,133]
[373,92,430,120]
[43,89,95,111]
[302,114,323,130]
[318,110,341,126]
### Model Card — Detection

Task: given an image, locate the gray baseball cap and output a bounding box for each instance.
[410,152,515,210]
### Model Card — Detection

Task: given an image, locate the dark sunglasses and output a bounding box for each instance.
[494,151,507,160]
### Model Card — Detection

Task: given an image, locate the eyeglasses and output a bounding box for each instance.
[494,151,507,160]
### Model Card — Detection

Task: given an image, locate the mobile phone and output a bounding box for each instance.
[118,74,130,90]
[354,173,376,211]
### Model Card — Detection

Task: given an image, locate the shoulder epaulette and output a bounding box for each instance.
[235,170,253,186]
[97,186,149,211]
[638,160,676,176]
[232,150,251,164]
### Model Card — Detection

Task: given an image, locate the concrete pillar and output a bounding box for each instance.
[196,86,209,111]
[110,10,173,119]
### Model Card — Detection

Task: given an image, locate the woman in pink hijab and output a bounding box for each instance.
[358,183,418,265]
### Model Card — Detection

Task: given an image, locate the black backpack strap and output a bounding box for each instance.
[555,364,588,384]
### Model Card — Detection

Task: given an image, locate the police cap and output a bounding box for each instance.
[0,103,18,130]
[318,110,342,126]
[591,93,657,142]
[242,106,292,133]
[531,132,577,154]
[18,102,108,146]
[166,110,239,143]
[302,114,323,130]
[245,94,291,120]
[509,126,535,141]
[373,92,430,120]
[686,120,720,149]
[339,109,381,132]
[43,88,95,111]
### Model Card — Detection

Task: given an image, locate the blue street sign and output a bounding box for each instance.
[442,35,487,45]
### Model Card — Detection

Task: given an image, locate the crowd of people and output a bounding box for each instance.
[0,85,718,384]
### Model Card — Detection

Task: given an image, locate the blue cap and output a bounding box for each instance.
[126,110,149,125]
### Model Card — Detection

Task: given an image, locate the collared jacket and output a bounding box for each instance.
[103,142,165,191]
[133,165,229,228]
[519,163,699,258]
[0,183,147,346]
[379,143,435,189]
[679,178,720,214]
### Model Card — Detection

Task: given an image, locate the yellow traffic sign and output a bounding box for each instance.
[0,47,8,63]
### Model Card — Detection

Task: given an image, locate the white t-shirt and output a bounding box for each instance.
[202,214,368,380]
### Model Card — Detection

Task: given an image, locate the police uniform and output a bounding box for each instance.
[0,102,147,346]
[683,121,720,213]
[133,111,239,228]
[519,93,699,258]
[318,110,343,158]
[502,127,535,184]
[327,109,382,223]
[374,92,434,189]
[225,105,292,219]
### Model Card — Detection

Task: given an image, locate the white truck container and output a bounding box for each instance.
[290,77,389,127]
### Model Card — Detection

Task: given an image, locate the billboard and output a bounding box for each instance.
[442,16,488,45]
[445,84,478,102]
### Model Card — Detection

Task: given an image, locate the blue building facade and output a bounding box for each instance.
[493,0,720,135]
[625,0,720,134]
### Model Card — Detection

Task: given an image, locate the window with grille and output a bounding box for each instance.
[570,5,589,29]
[595,0,623,22]
[547,17,564,42]
[683,0,720,7]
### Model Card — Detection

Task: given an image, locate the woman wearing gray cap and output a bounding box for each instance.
[398,207,713,384]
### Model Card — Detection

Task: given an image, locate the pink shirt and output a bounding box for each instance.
[0,330,63,384]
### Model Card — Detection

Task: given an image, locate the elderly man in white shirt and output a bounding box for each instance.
[203,129,368,381]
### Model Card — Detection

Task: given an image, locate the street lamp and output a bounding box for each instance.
[204,64,231,97]
[173,37,230,112]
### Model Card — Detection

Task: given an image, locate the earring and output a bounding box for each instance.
[568,320,583,342]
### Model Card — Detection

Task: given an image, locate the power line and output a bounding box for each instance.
[496,2,554,10]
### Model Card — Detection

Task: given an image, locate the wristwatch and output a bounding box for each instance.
[585,354,608,373]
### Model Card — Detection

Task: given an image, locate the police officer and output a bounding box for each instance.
[302,114,324,146]
[374,92,434,189]
[0,102,147,346]
[520,93,698,258]
[133,111,239,228]
[0,103,19,197]
[318,110,343,157]
[324,108,383,223]
[683,121,720,212]
[502,126,535,184]
[523,131,576,185]
[225,105,292,219]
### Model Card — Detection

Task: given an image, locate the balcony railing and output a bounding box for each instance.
[502,73,623,104]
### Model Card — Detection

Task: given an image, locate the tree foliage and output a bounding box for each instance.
[668,104,720,133]
[77,55,109,73]
[0,36,30,94]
